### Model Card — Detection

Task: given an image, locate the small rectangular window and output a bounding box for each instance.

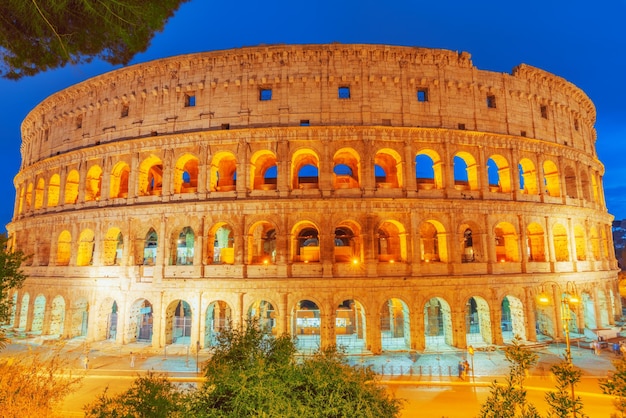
[185,94,196,107]
[520,131,526,137]
[458,123,466,130]
[417,88,429,102]
[121,104,129,118]
[43,128,49,142]
[300,120,310,126]
[382,119,391,126]
[338,86,350,99]
[221,123,230,130]
[260,88,272,101]
[486,94,496,109]
[76,115,83,129]
[574,119,579,131]
[540,105,548,119]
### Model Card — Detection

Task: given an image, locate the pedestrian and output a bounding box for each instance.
[458,361,464,380]
[594,340,600,355]
[463,360,470,379]
[83,355,89,370]
[130,351,136,368]
[614,342,620,357]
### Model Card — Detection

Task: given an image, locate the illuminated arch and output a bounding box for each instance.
[415,149,444,190]
[590,226,601,261]
[171,226,194,265]
[64,169,80,204]
[25,182,33,211]
[374,148,403,188]
[250,150,278,191]
[564,165,578,199]
[173,153,199,194]
[334,220,362,263]
[291,221,320,263]
[418,220,448,262]
[291,148,320,189]
[580,169,591,201]
[103,227,123,266]
[47,173,60,207]
[205,300,232,347]
[380,298,411,351]
[56,230,71,266]
[487,154,511,193]
[333,147,361,189]
[34,178,45,209]
[552,223,570,261]
[543,160,561,197]
[377,219,407,262]
[247,220,277,264]
[526,222,546,262]
[76,228,95,266]
[208,222,235,264]
[335,299,366,351]
[138,155,163,196]
[518,158,538,195]
[494,221,519,262]
[248,299,277,335]
[85,164,103,202]
[424,297,453,349]
[210,151,237,192]
[574,224,587,261]
[109,161,130,199]
[143,228,158,265]
[453,151,479,191]
[465,296,493,346]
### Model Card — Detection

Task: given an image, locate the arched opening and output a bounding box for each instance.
[419,220,448,262]
[85,165,103,202]
[64,169,80,204]
[103,228,123,266]
[205,300,231,347]
[333,148,360,189]
[34,178,45,209]
[494,222,519,262]
[109,162,130,199]
[56,230,71,266]
[501,296,526,343]
[334,222,360,263]
[248,300,276,335]
[247,221,276,264]
[174,153,199,194]
[172,226,194,265]
[415,150,443,190]
[166,300,192,344]
[128,299,153,343]
[580,170,591,201]
[543,160,561,197]
[574,225,587,261]
[582,292,597,329]
[76,229,95,266]
[552,223,570,262]
[18,293,29,329]
[487,155,511,193]
[208,223,235,264]
[138,155,163,196]
[590,226,601,261]
[518,158,538,195]
[24,183,33,211]
[380,298,410,351]
[210,151,237,192]
[377,220,406,262]
[95,298,118,341]
[424,297,453,350]
[564,166,578,199]
[250,150,278,190]
[293,223,320,263]
[465,297,493,346]
[31,294,46,333]
[462,227,475,263]
[292,149,320,190]
[49,295,66,337]
[71,298,89,338]
[375,149,402,188]
[293,299,321,354]
[48,173,61,207]
[336,299,366,353]
[527,223,546,262]
[453,152,479,191]
[143,228,158,265]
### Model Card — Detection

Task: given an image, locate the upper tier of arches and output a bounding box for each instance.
[19,44,596,167]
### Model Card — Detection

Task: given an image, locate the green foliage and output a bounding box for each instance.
[0,346,82,417]
[477,338,541,418]
[83,371,189,418]
[600,357,626,417]
[544,362,587,418]
[188,319,403,417]
[0,233,27,324]
[0,0,189,79]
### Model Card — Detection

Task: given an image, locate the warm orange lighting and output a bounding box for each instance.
[389,259,395,264]
[500,259,506,263]
[304,260,309,264]
[538,293,550,304]
[567,295,579,304]
[352,258,359,265]
[263,259,269,265]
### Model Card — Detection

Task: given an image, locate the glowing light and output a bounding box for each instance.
[538,293,550,304]
[352,258,359,265]
[389,259,395,264]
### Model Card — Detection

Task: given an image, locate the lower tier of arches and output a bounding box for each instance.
[8,272,621,354]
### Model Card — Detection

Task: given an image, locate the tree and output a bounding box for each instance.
[477,338,541,418]
[84,371,189,418]
[545,361,587,418]
[0,233,28,350]
[600,357,626,417]
[188,320,403,417]
[0,0,189,80]
[0,346,82,417]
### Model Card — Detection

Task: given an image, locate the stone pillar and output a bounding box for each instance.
[412,302,425,351]
[524,287,538,342]
[366,310,381,354]
[319,310,336,350]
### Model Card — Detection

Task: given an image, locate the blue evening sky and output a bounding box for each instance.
[1,0,624,230]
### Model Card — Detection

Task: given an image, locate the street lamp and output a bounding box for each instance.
[537,281,580,417]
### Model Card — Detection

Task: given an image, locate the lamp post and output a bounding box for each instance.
[538,281,579,417]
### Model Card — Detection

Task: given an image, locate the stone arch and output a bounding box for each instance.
[494,221,519,262]
[18,293,29,329]
[459,221,482,263]
[453,151,479,191]
[518,158,539,195]
[335,299,366,352]
[250,150,278,191]
[380,298,411,351]
[418,219,449,263]
[31,294,46,333]
[247,220,277,264]
[552,223,570,262]
[70,298,89,337]
[47,173,61,207]
[210,151,237,192]
[333,147,360,189]
[138,154,163,196]
[580,169,591,201]
[85,164,103,202]
[127,298,154,343]
[103,227,123,265]
[248,299,277,335]
[527,222,546,262]
[292,221,320,263]
[374,148,403,189]
[171,226,194,265]
[207,222,235,264]
[591,172,600,203]
[291,148,320,190]
[334,220,362,263]
[64,169,80,204]
[49,295,66,337]
[574,224,587,261]
[582,291,597,329]
[487,154,511,193]
[94,298,118,341]
[501,295,526,343]
[143,228,158,265]
[465,296,493,346]
[292,299,321,354]
[173,153,199,194]
[377,219,407,262]
[590,226,601,261]
[415,149,444,189]
[56,230,71,266]
[564,165,578,199]
[166,299,192,344]
[109,161,130,198]
[76,228,95,266]
[597,289,610,327]
[17,186,24,214]
[24,182,33,211]
[543,160,561,197]
[34,177,45,209]
[205,300,232,347]
[424,297,453,349]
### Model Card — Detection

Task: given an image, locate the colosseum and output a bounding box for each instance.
[6,44,620,355]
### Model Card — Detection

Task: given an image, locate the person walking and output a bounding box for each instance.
[463,360,470,380]
[83,355,89,370]
[130,352,136,368]
[458,361,464,380]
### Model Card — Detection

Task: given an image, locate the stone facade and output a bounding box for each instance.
[7,44,619,354]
